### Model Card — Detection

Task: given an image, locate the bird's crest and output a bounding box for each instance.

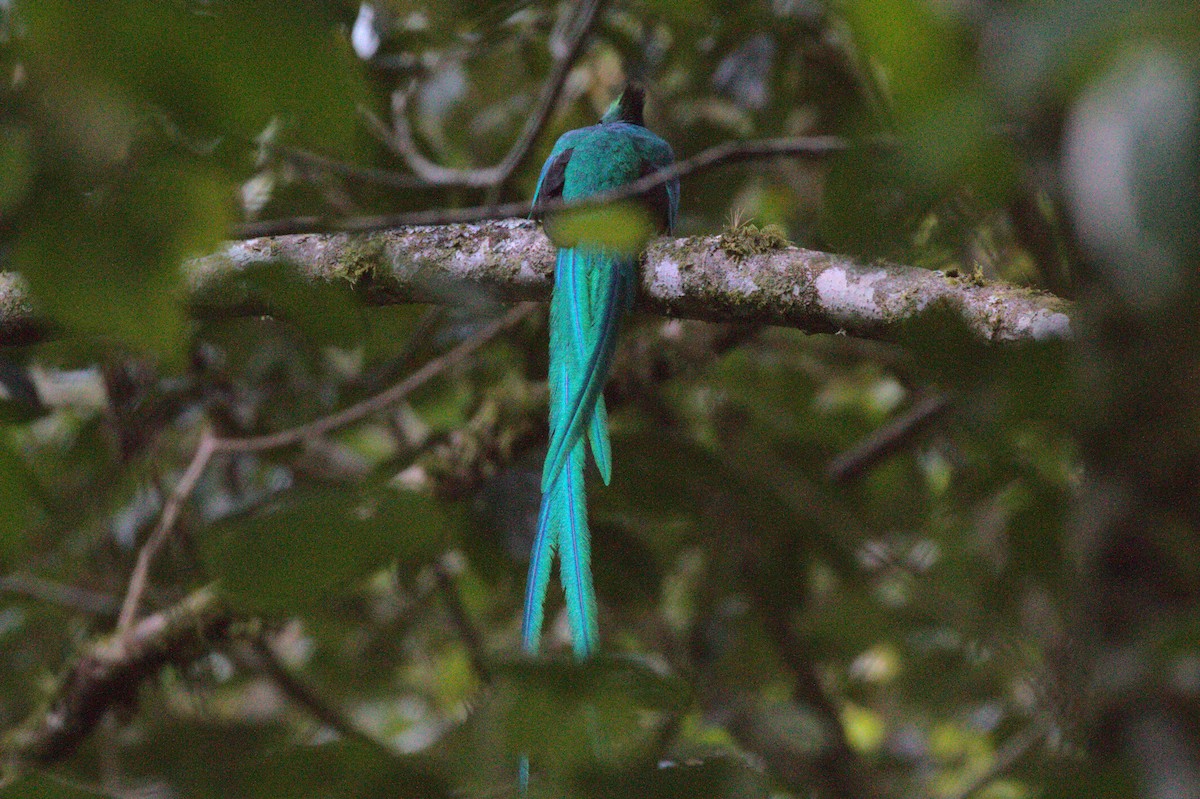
[601,82,646,126]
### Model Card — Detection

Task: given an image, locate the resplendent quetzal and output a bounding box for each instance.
[523,84,679,659]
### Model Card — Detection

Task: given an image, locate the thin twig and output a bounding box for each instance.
[215,303,535,452]
[235,135,860,239]
[245,632,391,753]
[944,720,1048,799]
[276,145,426,189]
[115,427,218,635]
[432,557,492,684]
[366,0,605,191]
[0,574,118,616]
[825,392,950,483]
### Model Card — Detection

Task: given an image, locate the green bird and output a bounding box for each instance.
[522,84,679,660]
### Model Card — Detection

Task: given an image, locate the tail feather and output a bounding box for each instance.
[542,248,629,492]
[555,438,597,658]
[523,369,598,658]
[524,248,616,659]
[520,488,558,655]
[551,247,616,485]
[589,396,612,485]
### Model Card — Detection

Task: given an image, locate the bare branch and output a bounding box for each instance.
[4,588,232,770]
[0,136,860,346]
[755,587,874,799]
[103,304,532,635]
[274,144,427,190]
[234,135,857,238]
[366,0,605,191]
[214,303,535,453]
[0,574,117,616]
[486,0,606,194]
[242,632,390,752]
[825,392,950,483]
[115,427,218,634]
[944,720,1048,799]
[432,557,493,684]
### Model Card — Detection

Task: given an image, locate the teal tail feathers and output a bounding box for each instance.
[521,439,597,657]
[540,247,632,492]
[521,246,630,659]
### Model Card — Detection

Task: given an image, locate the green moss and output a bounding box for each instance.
[719,217,790,261]
[335,235,387,284]
[942,264,986,287]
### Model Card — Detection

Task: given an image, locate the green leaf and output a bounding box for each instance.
[14,162,231,361]
[21,0,367,153]
[0,441,42,558]
[364,304,431,363]
[253,739,451,799]
[203,485,450,613]
[0,775,109,799]
[442,657,691,786]
[0,125,33,214]
[194,261,365,350]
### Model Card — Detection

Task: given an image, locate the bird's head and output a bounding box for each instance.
[601,82,646,126]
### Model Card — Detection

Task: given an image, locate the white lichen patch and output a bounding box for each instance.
[814,267,888,321]
[723,269,759,296]
[651,257,684,299]
[1021,309,1072,341]
[517,259,542,282]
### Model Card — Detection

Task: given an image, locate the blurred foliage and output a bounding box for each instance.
[0,1,1198,799]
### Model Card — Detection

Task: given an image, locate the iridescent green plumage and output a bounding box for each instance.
[522,85,679,660]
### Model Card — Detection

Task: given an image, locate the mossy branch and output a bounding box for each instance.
[196,219,1072,343]
[2,588,231,772]
[0,220,1072,346]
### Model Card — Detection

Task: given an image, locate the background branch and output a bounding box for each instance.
[115,428,217,634]
[242,632,390,752]
[364,0,604,192]
[4,588,231,771]
[108,303,534,636]
[234,135,858,238]
[826,392,950,483]
[0,574,118,617]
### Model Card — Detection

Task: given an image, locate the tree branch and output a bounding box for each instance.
[242,632,389,752]
[274,144,427,190]
[233,135,857,238]
[364,0,605,191]
[0,574,117,617]
[3,588,232,771]
[213,302,535,452]
[432,557,493,684]
[945,720,1048,799]
[0,316,755,775]
[115,428,218,634]
[107,304,533,636]
[202,220,1071,343]
[825,392,950,483]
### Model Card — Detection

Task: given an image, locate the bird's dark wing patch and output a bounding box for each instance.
[532,148,573,218]
[639,160,674,234]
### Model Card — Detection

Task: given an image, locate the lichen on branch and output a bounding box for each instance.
[197,219,1071,344]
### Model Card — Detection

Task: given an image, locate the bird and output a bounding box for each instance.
[522,83,679,661]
